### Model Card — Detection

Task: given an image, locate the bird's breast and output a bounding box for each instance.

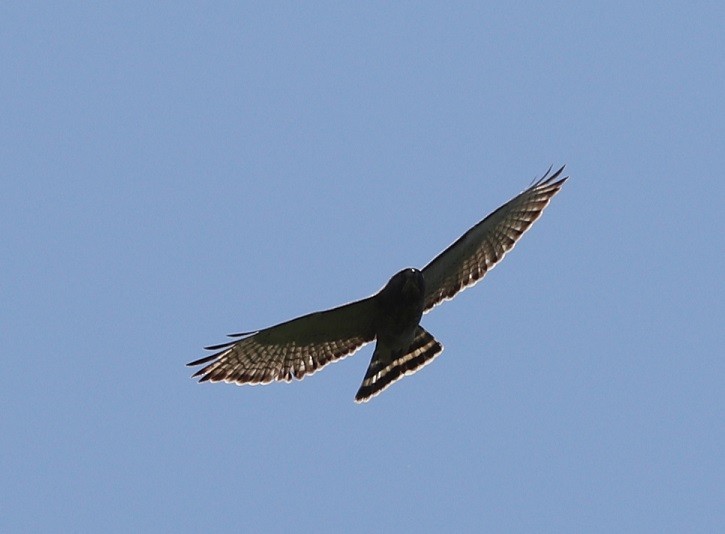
[374,290,424,350]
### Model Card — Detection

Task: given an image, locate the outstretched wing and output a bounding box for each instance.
[422,166,567,312]
[188,297,377,385]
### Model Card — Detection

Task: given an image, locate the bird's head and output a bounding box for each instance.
[385,268,425,301]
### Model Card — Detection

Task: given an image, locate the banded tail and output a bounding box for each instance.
[355,326,443,403]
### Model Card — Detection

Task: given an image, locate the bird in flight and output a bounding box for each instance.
[188,166,568,402]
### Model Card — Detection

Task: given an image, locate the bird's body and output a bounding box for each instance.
[188,166,568,402]
[373,268,425,352]
[355,268,441,401]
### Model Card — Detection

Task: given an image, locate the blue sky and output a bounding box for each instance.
[2,2,723,532]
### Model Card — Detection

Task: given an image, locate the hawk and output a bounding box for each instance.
[188,166,568,402]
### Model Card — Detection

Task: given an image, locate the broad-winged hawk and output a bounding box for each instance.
[188,166,568,402]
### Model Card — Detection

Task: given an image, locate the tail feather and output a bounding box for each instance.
[355,326,443,403]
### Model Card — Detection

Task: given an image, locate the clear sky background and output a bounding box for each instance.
[2,3,723,532]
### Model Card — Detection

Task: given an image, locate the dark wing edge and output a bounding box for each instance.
[187,297,378,386]
[421,165,568,312]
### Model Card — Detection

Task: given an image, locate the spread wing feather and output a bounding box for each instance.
[187,297,377,385]
[422,166,567,312]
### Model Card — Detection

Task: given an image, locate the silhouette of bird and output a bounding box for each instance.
[188,166,568,402]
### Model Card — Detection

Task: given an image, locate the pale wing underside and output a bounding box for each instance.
[422,166,568,312]
[187,297,377,385]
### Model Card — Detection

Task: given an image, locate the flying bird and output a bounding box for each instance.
[188,166,568,402]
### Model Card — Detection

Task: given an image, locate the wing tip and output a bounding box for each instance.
[532,164,568,188]
[186,353,219,367]
[226,330,257,339]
